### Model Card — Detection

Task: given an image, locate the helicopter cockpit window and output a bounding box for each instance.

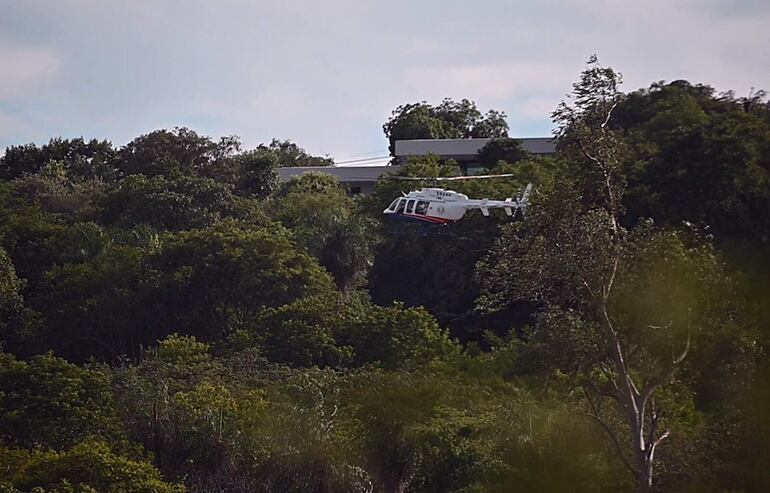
[387,199,400,212]
[415,200,429,215]
[405,199,415,214]
[395,199,406,214]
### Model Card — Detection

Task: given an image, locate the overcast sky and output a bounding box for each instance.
[1,0,768,163]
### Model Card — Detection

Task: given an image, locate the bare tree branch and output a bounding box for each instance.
[673,330,691,366]
[584,387,639,478]
[586,380,619,401]
[641,329,691,406]
[601,101,619,128]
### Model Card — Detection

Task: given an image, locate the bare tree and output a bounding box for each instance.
[478,57,715,491]
[554,56,689,490]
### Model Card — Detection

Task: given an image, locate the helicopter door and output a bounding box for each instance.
[415,200,429,215]
[394,199,406,214]
[405,199,415,214]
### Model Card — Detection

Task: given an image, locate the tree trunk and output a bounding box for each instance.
[600,305,666,493]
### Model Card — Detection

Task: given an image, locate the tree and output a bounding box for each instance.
[228,148,279,198]
[146,222,333,341]
[112,334,231,477]
[2,441,184,493]
[242,369,372,493]
[13,161,105,220]
[239,293,456,369]
[477,137,530,168]
[273,172,342,198]
[0,183,68,300]
[0,247,23,318]
[271,173,378,296]
[0,247,32,354]
[335,298,457,369]
[0,137,116,182]
[0,352,128,451]
[477,57,736,491]
[99,174,262,231]
[116,127,239,178]
[112,336,368,491]
[349,368,621,493]
[38,240,154,361]
[259,139,334,167]
[244,295,353,367]
[383,99,509,156]
[612,80,770,246]
[312,213,379,297]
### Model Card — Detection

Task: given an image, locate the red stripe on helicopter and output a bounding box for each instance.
[403,214,450,224]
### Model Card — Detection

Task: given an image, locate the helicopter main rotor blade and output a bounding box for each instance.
[383,173,517,181]
[436,173,518,181]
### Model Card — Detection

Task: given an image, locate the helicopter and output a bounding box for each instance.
[382,174,533,225]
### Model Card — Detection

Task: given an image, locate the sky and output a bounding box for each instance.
[1,0,769,165]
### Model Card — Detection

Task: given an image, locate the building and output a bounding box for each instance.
[394,137,556,173]
[277,137,556,194]
[276,164,399,195]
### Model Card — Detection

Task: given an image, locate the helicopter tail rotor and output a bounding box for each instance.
[502,184,533,216]
[520,183,533,206]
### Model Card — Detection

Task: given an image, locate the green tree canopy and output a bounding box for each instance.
[99,174,263,231]
[146,222,334,341]
[0,248,23,317]
[259,139,334,167]
[477,137,531,168]
[38,241,151,361]
[235,293,456,369]
[227,148,279,198]
[0,352,127,451]
[271,177,378,296]
[2,441,183,493]
[273,172,343,198]
[12,161,105,220]
[612,80,770,246]
[0,137,116,182]
[477,57,760,491]
[0,183,68,296]
[116,127,239,178]
[383,98,509,155]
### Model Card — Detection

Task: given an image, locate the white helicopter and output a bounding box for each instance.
[382,174,533,225]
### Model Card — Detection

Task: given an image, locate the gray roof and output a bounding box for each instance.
[277,165,399,183]
[277,137,557,184]
[394,137,556,160]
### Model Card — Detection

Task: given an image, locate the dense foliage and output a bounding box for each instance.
[0,69,768,492]
[383,99,509,156]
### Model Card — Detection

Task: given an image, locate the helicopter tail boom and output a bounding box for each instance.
[466,183,533,216]
[503,198,514,216]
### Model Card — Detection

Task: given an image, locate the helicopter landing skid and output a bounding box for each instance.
[386,222,466,239]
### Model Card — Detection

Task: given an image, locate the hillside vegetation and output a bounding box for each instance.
[1,60,768,492]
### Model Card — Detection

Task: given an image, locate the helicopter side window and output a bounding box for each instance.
[394,199,406,214]
[387,199,400,211]
[405,199,415,214]
[415,200,429,215]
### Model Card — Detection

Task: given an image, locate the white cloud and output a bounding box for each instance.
[0,45,62,97]
[0,0,768,155]
[0,110,24,136]
[511,97,561,121]
[403,62,573,101]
